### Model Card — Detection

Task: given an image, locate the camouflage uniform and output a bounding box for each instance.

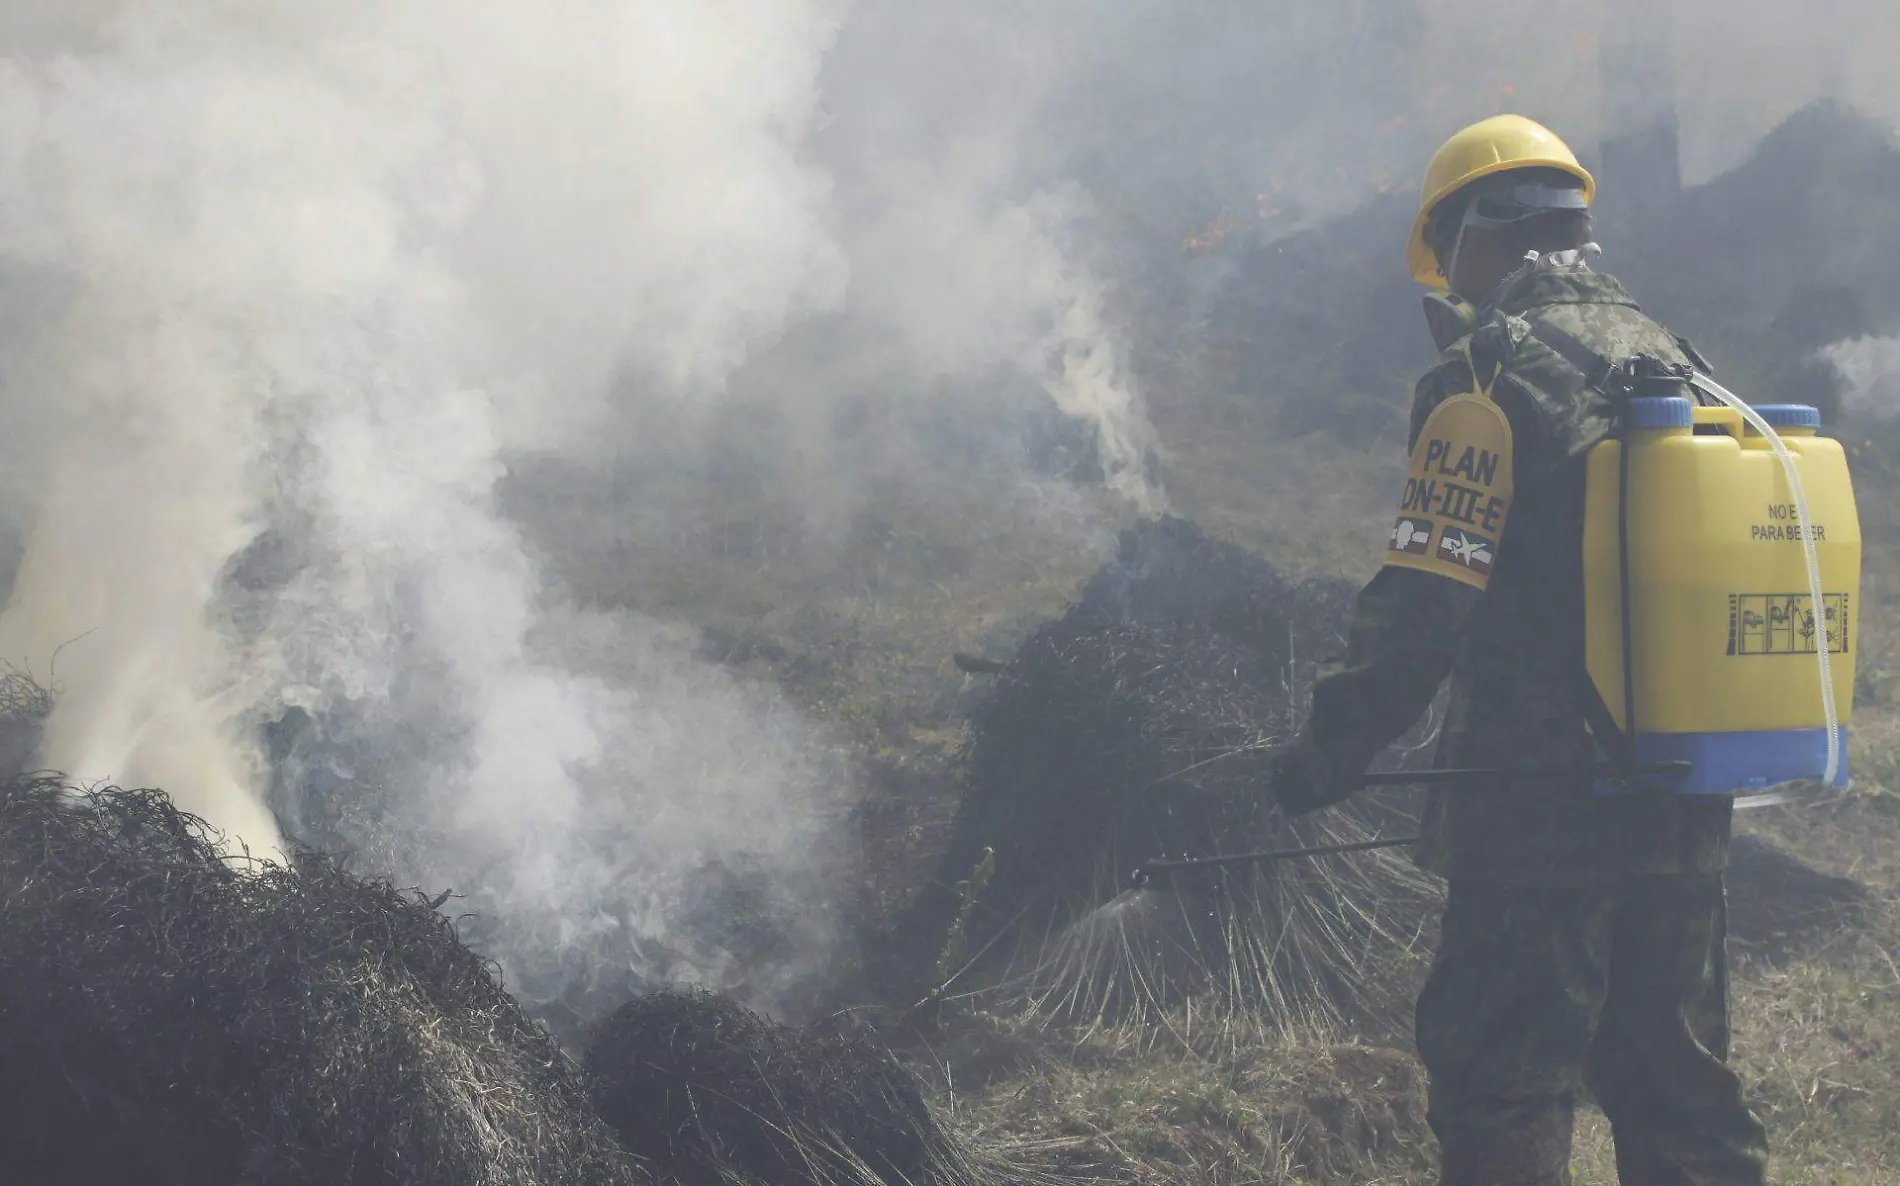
[1276,265,1770,1184]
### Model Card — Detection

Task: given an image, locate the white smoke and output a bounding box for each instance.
[0,0,1172,1020]
[833,143,1165,515]
[1822,335,1900,417]
[0,0,855,1009]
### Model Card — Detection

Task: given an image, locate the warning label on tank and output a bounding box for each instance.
[1727,593,1849,656]
[1752,503,1827,542]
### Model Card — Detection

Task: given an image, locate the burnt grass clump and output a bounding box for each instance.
[585,989,993,1186]
[0,776,645,1186]
[890,515,1438,1031]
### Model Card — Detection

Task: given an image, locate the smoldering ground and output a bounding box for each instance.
[0,0,1895,1046]
[0,0,1165,1029]
[0,0,863,1023]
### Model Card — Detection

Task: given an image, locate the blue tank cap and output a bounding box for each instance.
[1626,396,1694,428]
[1752,404,1822,429]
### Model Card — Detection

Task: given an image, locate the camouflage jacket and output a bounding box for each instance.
[1304,265,1734,885]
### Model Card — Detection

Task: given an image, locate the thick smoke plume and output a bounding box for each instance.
[0,0,1176,1020]
[0,0,859,1012]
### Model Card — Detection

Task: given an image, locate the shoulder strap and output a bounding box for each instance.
[1452,337,1502,401]
[1520,318,1641,764]
[1525,319,1615,392]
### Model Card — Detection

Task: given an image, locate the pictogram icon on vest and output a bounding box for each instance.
[1437,526,1496,576]
[1389,517,1433,555]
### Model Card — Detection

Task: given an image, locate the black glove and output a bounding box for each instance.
[1268,736,1358,817]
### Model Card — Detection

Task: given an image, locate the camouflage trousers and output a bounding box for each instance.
[1415,872,1768,1186]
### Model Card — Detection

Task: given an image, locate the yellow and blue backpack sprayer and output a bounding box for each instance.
[1128,350,1861,888]
[1581,360,1858,798]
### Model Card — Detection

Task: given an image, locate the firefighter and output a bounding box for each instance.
[1267,115,1770,1185]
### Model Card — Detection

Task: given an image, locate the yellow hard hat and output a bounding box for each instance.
[1407,114,1596,288]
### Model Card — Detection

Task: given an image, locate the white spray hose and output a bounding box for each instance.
[1691,375,1841,789]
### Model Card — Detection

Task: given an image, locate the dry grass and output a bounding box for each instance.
[948,1014,1430,1186]
[880,517,1438,1043]
[0,778,647,1186]
[931,758,1900,1186]
[584,989,1013,1186]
